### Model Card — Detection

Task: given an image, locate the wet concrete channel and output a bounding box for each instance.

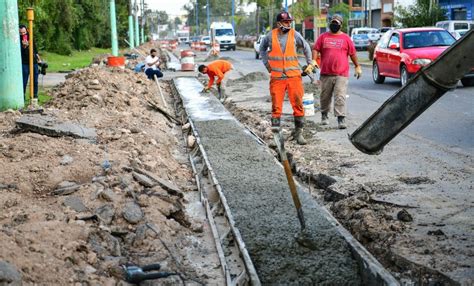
[173,77,397,285]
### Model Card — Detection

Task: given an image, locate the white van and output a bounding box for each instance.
[210,22,236,51]
[435,20,474,39]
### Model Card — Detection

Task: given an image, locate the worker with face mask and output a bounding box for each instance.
[312,14,361,129]
[259,11,315,145]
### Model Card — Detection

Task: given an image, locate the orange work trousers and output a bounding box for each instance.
[270,76,304,118]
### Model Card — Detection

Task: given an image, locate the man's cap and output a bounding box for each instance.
[331,14,343,25]
[276,11,293,22]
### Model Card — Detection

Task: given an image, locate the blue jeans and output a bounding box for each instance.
[22,64,39,99]
[145,68,163,80]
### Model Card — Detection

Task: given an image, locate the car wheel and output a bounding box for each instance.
[372,61,385,84]
[400,65,410,86]
[255,52,259,59]
[461,77,474,87]
[232,47,236,51]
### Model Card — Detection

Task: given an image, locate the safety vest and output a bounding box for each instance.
[268,28,300,78]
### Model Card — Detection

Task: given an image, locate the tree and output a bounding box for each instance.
[395,0,446,27]
[329,3,350,33]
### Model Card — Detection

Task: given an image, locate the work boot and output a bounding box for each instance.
[321,112,329,125]
[271,117,281,133]
[294,116,307,145]
[337,116,347,129]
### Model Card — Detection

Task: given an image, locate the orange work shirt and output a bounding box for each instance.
[206,60,232,88]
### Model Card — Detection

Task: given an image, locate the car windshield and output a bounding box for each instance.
[216,29,234,36]
[403,30,455,49]
[202,37,209,40]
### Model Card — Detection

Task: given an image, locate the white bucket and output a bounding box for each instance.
[303,93,315,117]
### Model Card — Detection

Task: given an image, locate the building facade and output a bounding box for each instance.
[438,0,473,20]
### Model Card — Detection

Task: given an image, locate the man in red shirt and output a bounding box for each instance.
[198,60,233,101]
[312,14,362,129]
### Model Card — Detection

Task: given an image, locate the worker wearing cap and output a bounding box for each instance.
[312,14,362,129]
[259,11,315,145]
[198,59,233,101]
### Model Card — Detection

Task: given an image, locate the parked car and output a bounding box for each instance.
[367,27,394,43]
[372,27,474,86]
[352,34,370,50]
[351,27,378,50]
[253,35,265,59]
[452,29,469,40]
[435,20,474,39]
[201,36,211,46]
[188,36,200,46]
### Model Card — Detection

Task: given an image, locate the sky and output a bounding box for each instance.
[145,0,257,17]
[145,0,190,17]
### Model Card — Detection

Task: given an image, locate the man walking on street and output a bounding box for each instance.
[259,11,316,145]
[198,59,233,101]
[312,14,362,129]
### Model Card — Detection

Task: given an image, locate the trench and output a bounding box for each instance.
[172,76,397,285]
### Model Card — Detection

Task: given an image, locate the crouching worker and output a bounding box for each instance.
[144,49,163,80]
[198,60,233,101]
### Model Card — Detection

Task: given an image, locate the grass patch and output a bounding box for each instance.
[41,48,111,72]
[24,86,52,106]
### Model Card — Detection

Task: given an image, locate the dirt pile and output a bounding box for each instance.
[0,66,223,284]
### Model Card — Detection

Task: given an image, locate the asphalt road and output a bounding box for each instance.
[225,48,474,154]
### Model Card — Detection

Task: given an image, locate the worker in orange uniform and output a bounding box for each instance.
[259,11,316,145]
[198,59,233,101]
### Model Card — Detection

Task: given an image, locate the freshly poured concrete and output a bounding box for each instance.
[175,77,362,284]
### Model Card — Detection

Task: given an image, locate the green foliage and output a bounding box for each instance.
[395,0,446,27]
[41,48,111,72]
[18,0,130,55]
[329,3,350,33]
[291,0,317,23]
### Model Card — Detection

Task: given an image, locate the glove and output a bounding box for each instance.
[304,60,319,74]
[354,65,362,79]
[202,87,210,93]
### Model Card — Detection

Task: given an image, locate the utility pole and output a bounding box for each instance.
[195,0,199,36]
[270,0,274,29]
[0,0,24,110]
[140,0,145,43]
[368,0,372,27]
[134,0,139,45]
[313,0,320,41]
[109,0,118,56]
[206,0,210,35]
[128,0,134,48]
[232,0,235,30]
[285,0,288,11]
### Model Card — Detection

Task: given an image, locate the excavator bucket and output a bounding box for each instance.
[350,30,474,154]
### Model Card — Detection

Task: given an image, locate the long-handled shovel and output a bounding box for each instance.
[273,130,306,230]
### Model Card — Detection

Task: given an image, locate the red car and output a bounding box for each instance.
[372,27,474,86]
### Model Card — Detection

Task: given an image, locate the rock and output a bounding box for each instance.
[84,265,97,275]
[89,79,100,85]
[397,209,413,222]
[0,261,21,283]
[99,188,117,202]
[181,122,191,130]
[60,155,74,165]
[313,173,338,190]
[187,135,196,148]
[427,229,445,236]
[132,172,156,188]
[63,196,88,213]
[52,181,81,196]
[95,205,115,225]
[130,127,141,134]
[122,202,144,224]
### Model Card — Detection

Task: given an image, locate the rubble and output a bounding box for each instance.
[0,59,223,284]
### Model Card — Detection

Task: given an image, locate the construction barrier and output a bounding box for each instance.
[170,41,178,50]
[191,42,196,50]
[160,40,169,50]
[107,56,125,67]
[180,50,195,71]
[199,41,207,51]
